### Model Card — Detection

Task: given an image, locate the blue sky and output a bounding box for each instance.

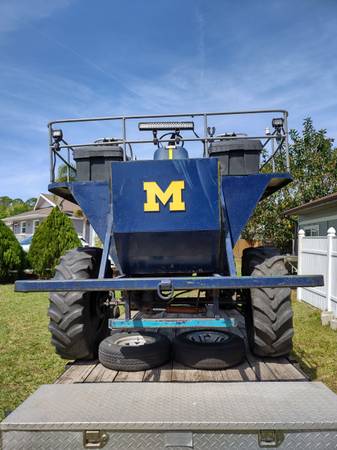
[0,0,336,199]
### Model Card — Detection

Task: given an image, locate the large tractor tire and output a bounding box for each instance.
[242,247,293,357]
[48,247,112,360]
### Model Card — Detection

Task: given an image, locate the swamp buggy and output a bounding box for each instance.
[1,110,337,450]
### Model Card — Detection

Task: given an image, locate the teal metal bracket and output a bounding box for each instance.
[108,317,237,329]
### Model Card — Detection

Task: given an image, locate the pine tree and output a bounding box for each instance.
[0,220,25,281]
[28,207,81,278]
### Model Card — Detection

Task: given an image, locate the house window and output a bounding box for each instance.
[14,223,20,234]
[33,220,40,232]
[303,224,319,237]
[21,222,27,234]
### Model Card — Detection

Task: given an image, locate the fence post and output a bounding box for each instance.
[327,227,336,312]
[297,229,305,301]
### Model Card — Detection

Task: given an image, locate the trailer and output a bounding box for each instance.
[2,309,337,449]
[1,110,337,449]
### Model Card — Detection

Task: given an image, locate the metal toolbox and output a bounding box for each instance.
[1,382,337,449]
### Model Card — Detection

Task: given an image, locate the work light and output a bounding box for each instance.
[272,118,284,129]
[52,129,63,141]
[138,121,194,131]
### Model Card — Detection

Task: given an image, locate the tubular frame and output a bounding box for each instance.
[48,109,290,182]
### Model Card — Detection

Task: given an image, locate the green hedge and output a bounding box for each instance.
[28,207,81,278]
[0,220,25,282]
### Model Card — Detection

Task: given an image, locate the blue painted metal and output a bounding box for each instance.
[111,158,221,275]
[48,171,292,277]
[112,159,219,233]
[98,211,123,277]
[108,317,237,329]
[220,189,236,276]
[15,274,324,292]
[99,212,113,278]
[69,181,110,243]
[222,173,292,245]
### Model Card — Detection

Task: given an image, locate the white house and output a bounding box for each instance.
[3,193,96,245]
[285,192,337,237]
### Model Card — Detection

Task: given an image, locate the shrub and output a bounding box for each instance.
[28,207,81,278]
[0,220,25,282]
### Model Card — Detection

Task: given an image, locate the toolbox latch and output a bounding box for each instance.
[83,430,109,448]
[258,430,284,448]
[165,431,193,448]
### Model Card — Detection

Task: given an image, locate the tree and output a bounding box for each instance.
[242,118,337,252]
[28,207,81,278]
[56,163,76,182]
[25,197,37,209]
[0,196,37,219]
[0,220,25,282]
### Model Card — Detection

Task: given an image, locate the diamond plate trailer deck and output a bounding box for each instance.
[1,383,337,449]
[2,310,337,449]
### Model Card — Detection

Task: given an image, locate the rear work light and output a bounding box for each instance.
[138,121,194,131]
[52,129,63,141]
[272,117,284,129]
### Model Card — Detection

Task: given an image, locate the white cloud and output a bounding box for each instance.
[1,48,336,199]
[1,2,337,199]
[0,0,75,33]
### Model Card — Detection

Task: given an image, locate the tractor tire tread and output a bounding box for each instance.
[48,247,111,360]
[242,249,294,357]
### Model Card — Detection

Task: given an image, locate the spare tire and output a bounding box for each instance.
[173,330,245,369]
[99,331,171,371]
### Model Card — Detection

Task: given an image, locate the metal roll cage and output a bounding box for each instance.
[48,109,290,182]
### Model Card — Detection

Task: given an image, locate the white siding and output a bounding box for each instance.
[71,218,83,236]
[298,203,337,237]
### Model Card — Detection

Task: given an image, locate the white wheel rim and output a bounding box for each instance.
[115,335,147,347]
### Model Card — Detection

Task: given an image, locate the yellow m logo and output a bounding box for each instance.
[143,180,186,212]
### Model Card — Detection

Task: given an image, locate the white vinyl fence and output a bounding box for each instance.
[297,227,337,316]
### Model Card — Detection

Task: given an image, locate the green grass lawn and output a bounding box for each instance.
[235,257,242,275]
[291,299,337,393]
[0,284,336,420]
[0,285,65,420]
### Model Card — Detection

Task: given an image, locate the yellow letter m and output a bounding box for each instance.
[143,180,186,212]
